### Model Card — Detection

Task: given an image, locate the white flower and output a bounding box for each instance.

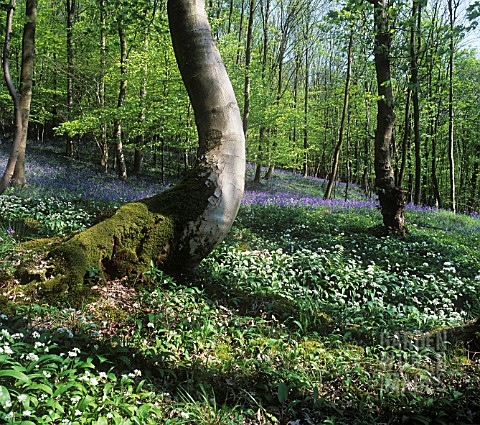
[17,394,28,403]
[31,331,40,339]
[23,410,32,416]
[26,353,39,361]
[34,341,44,348]
[0,314,8,320]
[89,377,99,386]
[75,409,82,416]
[134,369,142,376]
[106,412,113,419]
[99,371,107,379]
[4,345,13,355]
[147,322,154,328]
[68,351,78,357]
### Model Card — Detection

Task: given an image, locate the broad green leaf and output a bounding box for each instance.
[277,381,289,404]
[0,385,11,406]
[0,369,31,383]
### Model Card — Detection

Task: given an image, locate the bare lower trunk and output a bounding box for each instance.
[370,0,407,234]
[0,0,37,193]
[14,0,245,293]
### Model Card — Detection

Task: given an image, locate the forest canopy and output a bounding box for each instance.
[0,0,479,214]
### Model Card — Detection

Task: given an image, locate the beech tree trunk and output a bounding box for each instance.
[0,0,37,194]
[369,0,407,234]
[15,0,245,293]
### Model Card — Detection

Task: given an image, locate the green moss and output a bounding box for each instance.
[214,342,233,361]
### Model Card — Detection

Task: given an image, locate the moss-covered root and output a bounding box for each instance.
[43,201,175,293]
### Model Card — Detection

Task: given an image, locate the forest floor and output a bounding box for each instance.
[0,144,479,424]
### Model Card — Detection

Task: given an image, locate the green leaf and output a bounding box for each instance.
[95,418,109,425]
[277,381,289,404]
[52,382,77,397]
[0,385,11,406]
[0,369,31,383]
[26,383,53,396]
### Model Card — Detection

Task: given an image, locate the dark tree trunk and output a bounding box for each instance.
[114,25,128,181]
[370,0,407,234]
[324,28,353,200]
[447,0,456,212]
[411,0,422,205]
[242,0,255,137]
[98,0,108,172]
[66,0,75,157]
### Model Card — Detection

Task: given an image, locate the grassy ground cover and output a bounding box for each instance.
[0,146,479,424]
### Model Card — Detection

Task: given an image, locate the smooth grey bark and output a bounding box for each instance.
[161,0,246,269]
[13,0,37,186]
[0,0,21,194]
[0,0,37,194]
[16,0,245,289]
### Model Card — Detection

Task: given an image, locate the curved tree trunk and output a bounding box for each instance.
[0,0,37,193]
[0,0,22,194]
[17,0,245,293]
[13,0,37,187]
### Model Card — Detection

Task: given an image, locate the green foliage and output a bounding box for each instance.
[2,189,479,423]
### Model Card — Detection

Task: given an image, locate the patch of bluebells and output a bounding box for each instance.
[0,146,168,206]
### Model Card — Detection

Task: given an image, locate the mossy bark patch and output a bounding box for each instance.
[46,200,176,292]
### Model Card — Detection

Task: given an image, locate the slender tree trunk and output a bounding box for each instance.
[362,81,372,194]
[236,0,246,65]
[134,38,148,175]
[12,0,37,187]
[469,148,479,212]
[66,0,75,157]
[411,0,421,205]
[227,0,234,33]
[242,0,255,137]
[114,25,128,181]
[448,0,456,212]
[370,0,407,234]
[302,21,310,177]
[324,28,353,200]
[98,0,108,172]
[253,0,270,184]
[0,0,37,194]
[0,0,22,194]
[398,87,410,188]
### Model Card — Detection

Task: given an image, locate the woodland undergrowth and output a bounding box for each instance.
[0,147,479,424]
